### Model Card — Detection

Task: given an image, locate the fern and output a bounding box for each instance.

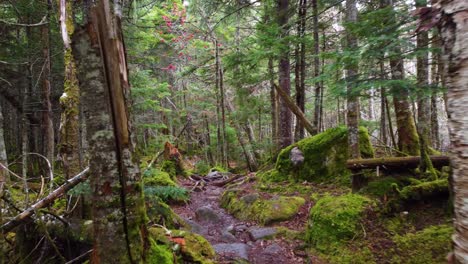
[144,186,189,203]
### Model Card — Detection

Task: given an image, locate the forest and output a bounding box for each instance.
[0,0,467,263]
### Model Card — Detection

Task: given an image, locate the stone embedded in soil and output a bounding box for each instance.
[248,227,277,241]
[213,243,250,260]
[195,206,220,222]
[184,218,205,234]
[221,230,238,243]
[264,243,283,255]
[240,193,259,204]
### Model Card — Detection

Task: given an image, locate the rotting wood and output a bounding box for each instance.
[1,167,89,234]
[346,156,450,170]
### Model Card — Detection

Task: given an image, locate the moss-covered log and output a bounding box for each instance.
[346,155,450,170]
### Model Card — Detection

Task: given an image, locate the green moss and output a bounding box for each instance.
[399,178,448,201]
[161,160,178,179]
[147,238,173,264]
[145,197,188,229]
[391,224,453,264]
[221,190,305,225]
[268,126,374,184]
[306,193,372,251]
[275,227,305,241]
[210,165,228,173]
[326,244,375,264]
[143,168,177,187]
[360,177,400,198]
[257,169,288,182]
[149,228,215,264]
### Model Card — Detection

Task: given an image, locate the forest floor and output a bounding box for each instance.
[173,175,326,264]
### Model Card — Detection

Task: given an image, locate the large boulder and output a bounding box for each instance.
[260,126,374,183]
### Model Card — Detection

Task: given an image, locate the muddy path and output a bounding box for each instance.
[172,175,323,264]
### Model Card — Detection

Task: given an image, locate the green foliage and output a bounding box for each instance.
[145,186,189,203]
[360,177,400,198]
[68,180,92,196]
[194,160,210,175]
[398,178,449,201]
[392,225,453,264]
[162,160,178,179]
[306,193,372,251]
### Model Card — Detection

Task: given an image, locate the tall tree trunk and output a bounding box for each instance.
[0,104,8,254]
[415,0,435,175]
[72,0,147,262]
[431,31,441,150]
[203,115,215,166]
[268,58,279,153]
[438,1,468,262]
[380,61,388,145]
[294,0,307,141]
[345,0,360,160]
[58,0,83,218]
[345,0,362,192]
[42,0,54,166]
[277,0,292,149]
[382,0,420,155]
[312,0,321,135]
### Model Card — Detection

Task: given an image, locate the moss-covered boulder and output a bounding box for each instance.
[306,193,372,251]
[399,178,449,201]
[262,126,374,183]
[391,224,452,263]
[221,189,305,225]
[149,227,216,264]
[145,197,188,229]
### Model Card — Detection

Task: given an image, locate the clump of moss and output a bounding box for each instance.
[148,228,215,264]
[161,160,178,179]
[221,190,305,225]
[391,224,452,263]
[306,193,372,251]
[147,238,174,264]
[143,168,177,187]
[360,177,400,198]
[145,197,188,229]
[398,178,449,201]
[266,126,374,184]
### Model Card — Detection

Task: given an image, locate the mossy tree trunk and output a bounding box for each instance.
[439,1,468,262]
[72,0,148,262]
[415,0,436,176]
[430,31,441,150]
[381,0,420,156]
[277,0,293,149]
[58,0,83,217]
[0,103,7,264]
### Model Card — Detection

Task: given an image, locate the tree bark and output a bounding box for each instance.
[345,0,360,160]
[294,0,307,141]
[431,31,441,150]
[415,0,435,175]
[312,0,321,135]
[41,0,54,166]
[277,0,292,149]
[268,58,279,152]
[72,1,147,262]
[438,1,468,262]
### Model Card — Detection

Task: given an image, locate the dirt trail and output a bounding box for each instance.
[173,177,320,264]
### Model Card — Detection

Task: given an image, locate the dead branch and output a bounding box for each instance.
[211,174,243,187]
[346,156,450,170]
[1,167,89,234]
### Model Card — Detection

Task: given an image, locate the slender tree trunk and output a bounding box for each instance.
[415,0,435,175]
[41,0,54,166]
[380,61,388,145]
[382,0,420,155]
[72,1,147,262]
[219,57,228,168]
[268,58,279,152]
[312,0,321,135]
[294,0,307,141]
[0,104,8,252]
[438,1,468,262]
[204,115,215,166]
[277,0,292,149]
[431,31,441,150]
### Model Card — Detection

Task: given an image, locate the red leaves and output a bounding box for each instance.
[413,6,441,32]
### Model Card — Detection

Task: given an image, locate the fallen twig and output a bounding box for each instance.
[1,167,89,234]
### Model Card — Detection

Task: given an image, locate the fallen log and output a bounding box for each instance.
[1,167,89,234]
[346,156,450,170]
[211,174,243,187]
